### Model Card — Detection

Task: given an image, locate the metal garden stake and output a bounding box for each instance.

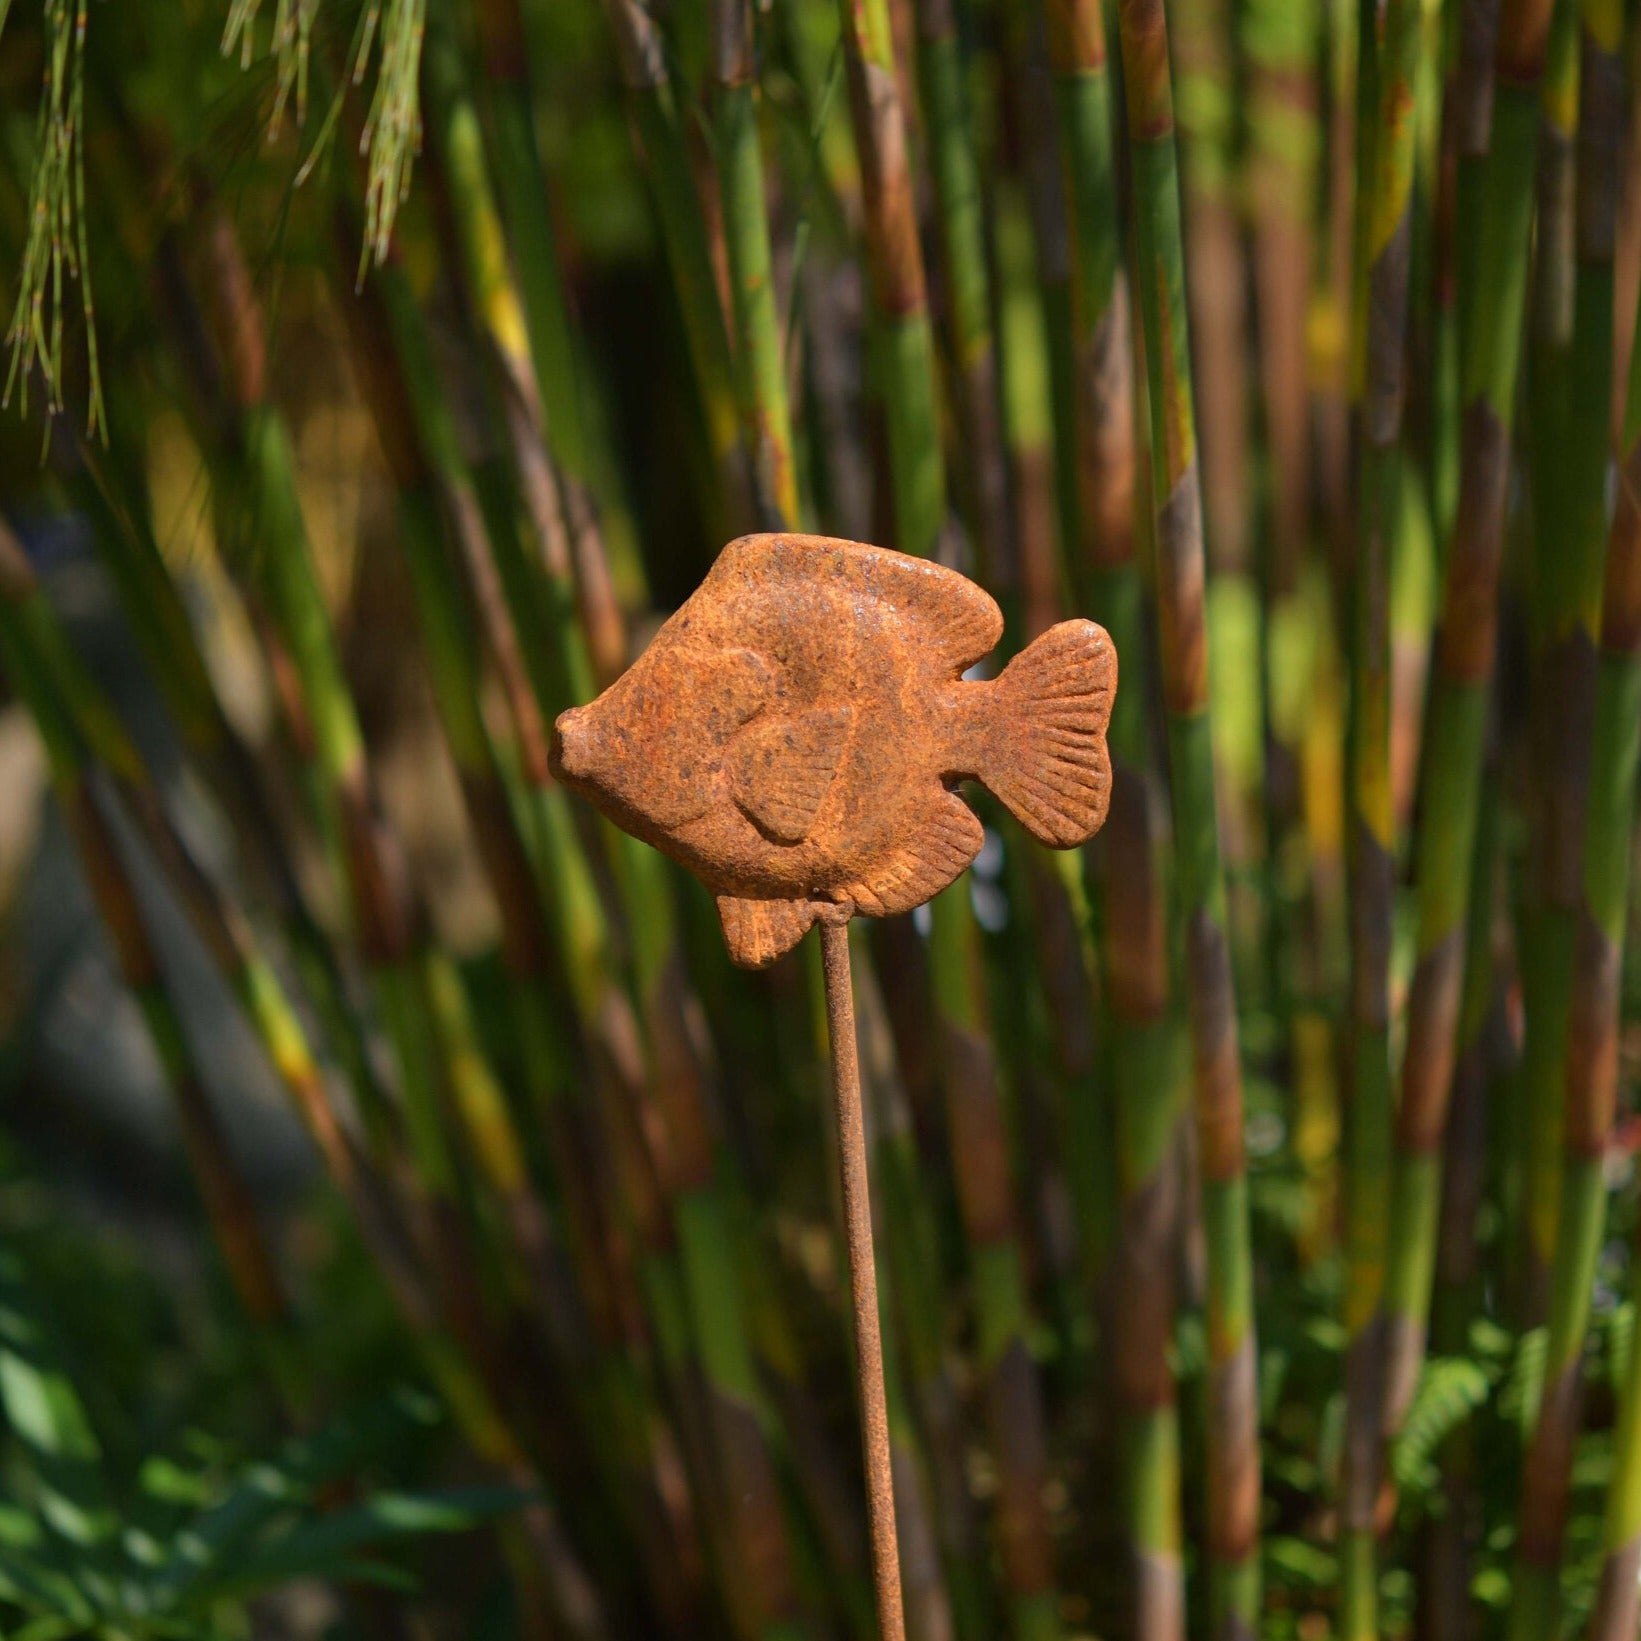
[551,532,1117,1639]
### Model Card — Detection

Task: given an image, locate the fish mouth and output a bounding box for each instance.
[548,707,590,786]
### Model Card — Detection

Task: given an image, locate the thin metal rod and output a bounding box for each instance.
[819,916,907,1641]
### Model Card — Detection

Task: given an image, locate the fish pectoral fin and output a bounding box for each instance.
[715,646,775,725]
[728,706,851,844]
[841,788,983,918]
[716,895,820,969]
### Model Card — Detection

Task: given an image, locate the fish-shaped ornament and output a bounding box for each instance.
[550,533,1117,967]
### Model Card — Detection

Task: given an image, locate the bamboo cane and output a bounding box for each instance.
[1515,0,1596,1328]
[1379,0,1557,1443]
[837,0,945,563]
[1339,0,1425,1629]
[1422,743,1506,1641]
[0,441,598,1625]
[710,0,801,530]
[914,0,1010,584]
[1243,0,1317,599]
[0,527,291,1359]
[1562,251,1641,1641]
[374,86,824,1630]
[1040,3,1187,1626]
[1170,0,1250,578]
[1508,12,1630,1626]
[835,1,1065,1632]
[1113,1,1261,1631]
[1006,0,1081,589]
[1044,0,1134,609]
[598,0,745,515]
[472,0,631,683]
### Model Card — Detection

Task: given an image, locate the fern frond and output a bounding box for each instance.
[1391,1356,1490,1496]
[1500,1325,1547,1439]
[1605,1299,1633,1393]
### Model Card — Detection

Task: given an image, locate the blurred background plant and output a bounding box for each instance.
[2,0,1641,1637]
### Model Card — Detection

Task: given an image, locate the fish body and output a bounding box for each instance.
[550,533,1116,967]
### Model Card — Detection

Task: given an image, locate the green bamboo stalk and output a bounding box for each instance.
[339,212,789,1634]
[420,10,610,695]
[0,508,393,1227]
[1170,0,1249,577]
[1379,0,1558,1444]
[1422,742,1504,1641]
[172,203,631,1628]
[472,0,630,684]
[1339,0,1424,1631]
[469,0,592,496]
[836,2,1065,1632]
[372,88,821,1632]
[1557,322,1641,1641]
[1243,0,1319,1049]
[1040,3,1186,1627]
[0,535,289,1346]
[1508,13,1629,1629]
[1314,0,1359,572]
[0,477,577,1579]
[1113,2,1260,1633]
[1006,1,1081,589]
[1447,0,1502,403]
[986,12,1121,1366]
[838,0,945,562]
[1101,787,1190,1641]
[1044,0,1134,606]
[346,241,654,1364]
[597,0,745,509]
[173,207,440,1108]
[1243,0,1318,597]
[1515,0,1594,1327]
[1611,14,1641,438]
[66,427,388,1134]
[914,0,1010,583]
[710,0,801,529]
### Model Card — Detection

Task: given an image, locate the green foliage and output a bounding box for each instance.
[0,1250,524,1638]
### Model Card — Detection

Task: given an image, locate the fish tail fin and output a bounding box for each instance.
[978,619,1116,848]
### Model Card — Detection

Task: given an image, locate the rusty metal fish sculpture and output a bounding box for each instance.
[549,532,1117,968]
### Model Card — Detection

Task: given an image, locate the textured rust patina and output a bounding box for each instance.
[551,532,1117,969]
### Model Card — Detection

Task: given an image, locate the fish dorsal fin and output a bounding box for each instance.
[714,535,1002,677]
[841,788,984,918]
[728,706,851,844]
[717,895,820,969]
[849,548,1003,676]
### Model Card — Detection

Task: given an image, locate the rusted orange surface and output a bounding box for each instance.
[551,532,1117,967]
